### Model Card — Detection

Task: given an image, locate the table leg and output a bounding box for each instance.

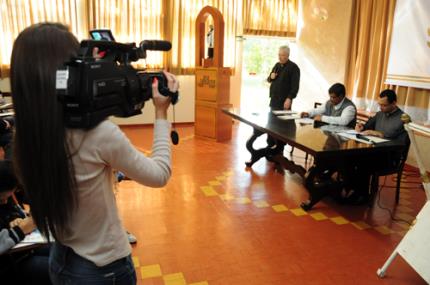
[300,166,332,211]
[245,128,267,167]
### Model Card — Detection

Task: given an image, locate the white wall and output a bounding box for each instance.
[0,78,10,93]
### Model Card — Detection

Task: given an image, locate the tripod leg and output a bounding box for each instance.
[377,250,399,278]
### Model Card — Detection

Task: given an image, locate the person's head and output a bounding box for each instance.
[209,24,214,31]
[378,89,397,113]
[0,161,17,205]
[11,23,79,240]
[328,83,346,106]
[278,45,290,64]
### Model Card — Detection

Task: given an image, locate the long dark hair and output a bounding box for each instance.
[11,23,80,240]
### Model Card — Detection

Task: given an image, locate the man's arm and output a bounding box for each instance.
[321,106,356,126]
[267,64,278,83]
[363,114,377,131]
[307,102,327,118]
[286,65,300,99]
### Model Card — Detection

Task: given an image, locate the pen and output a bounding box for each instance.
[356,133,374,144]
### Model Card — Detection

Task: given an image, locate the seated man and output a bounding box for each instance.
[342,89,410,204]
[301,83,357,127]
[355,89,408,142]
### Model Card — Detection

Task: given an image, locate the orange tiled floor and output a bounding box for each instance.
[117,122,427,285]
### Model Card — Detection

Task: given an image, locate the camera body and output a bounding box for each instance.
[56,33,177,129]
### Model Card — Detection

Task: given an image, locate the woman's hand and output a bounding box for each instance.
[152,71,179,119]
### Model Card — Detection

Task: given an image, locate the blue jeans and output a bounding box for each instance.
[49,243,136,285]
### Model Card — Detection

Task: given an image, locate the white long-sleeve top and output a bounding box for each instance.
[307,98,356,126]
[60,119,171,266]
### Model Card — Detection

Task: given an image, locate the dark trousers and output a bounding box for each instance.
[49,243,136,285]
[266,104,291,152]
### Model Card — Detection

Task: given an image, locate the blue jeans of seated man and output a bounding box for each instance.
[49,242,136,285]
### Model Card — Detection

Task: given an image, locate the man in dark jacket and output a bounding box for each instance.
[267,45,300,150]
[267,45,300,110]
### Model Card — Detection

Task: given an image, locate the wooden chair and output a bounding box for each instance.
[369,114,411,205]
[369,143,410,204]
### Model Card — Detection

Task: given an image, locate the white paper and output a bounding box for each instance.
[272,110,298,115]
[296,118,314,124]
[0,112,14,117]
[277,114,301,120]
[320,125,350,133]
[337,133,390,144]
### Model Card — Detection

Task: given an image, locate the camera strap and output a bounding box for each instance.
[170,105,179,145]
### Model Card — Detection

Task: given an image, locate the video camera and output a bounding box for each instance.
[56,29,178,129]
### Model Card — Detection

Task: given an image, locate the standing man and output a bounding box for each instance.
[267,45,300,110]
[267,45,300,150]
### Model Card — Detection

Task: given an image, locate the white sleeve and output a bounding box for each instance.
[98,120,172,188]
[308,102,327,117]
[321,105,356,126]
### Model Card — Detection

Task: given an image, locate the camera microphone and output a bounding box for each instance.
[139,40,172,51]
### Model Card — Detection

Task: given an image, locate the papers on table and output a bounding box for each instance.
[296,118,314,124]
[337,132,390,144]
[272,110,298,115]
[0,111,14,117]
[12,230,47,250]
[320,125,350,133]
[277,114,301,120]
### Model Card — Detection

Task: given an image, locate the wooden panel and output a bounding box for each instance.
[196,69,218,102]
[216,104,233,141]
[195,68,230,104]
[195,105,216,138]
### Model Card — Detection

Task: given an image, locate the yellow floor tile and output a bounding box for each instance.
[272,204,288,212]
[290,208,308,216]
[351,221,371,230]
[141,264,162,279]
[201,186,218,196]
[330,216,349,225]
[209,180,222,186]
[374,226,395,235]
[132,256,140,268]
[220,193,236,201]
[163,273,186,285]
[310,212,328,221]
[254,200,270,208]
[215,175,226,181]
[236,197,252,204]
[189,282,209,285]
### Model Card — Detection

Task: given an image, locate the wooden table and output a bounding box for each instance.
[223,108,406,210]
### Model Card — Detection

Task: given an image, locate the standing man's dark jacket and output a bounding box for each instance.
[267,60,300,110]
